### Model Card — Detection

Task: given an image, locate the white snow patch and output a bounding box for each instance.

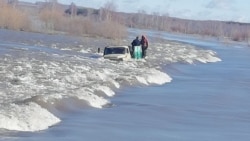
[0,102,60,132]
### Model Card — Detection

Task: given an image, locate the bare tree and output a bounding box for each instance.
[8,0,18,4]
[44,0,58,10]
[7,0,18,8]
[69,2,77,17]
[100,0,117,21]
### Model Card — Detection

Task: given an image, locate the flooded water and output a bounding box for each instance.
[0,29,249,141]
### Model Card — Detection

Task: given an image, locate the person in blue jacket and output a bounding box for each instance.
[131,36,141,57]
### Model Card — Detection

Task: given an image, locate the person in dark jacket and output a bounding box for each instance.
[140,35,149,58]
[131,36,141,57]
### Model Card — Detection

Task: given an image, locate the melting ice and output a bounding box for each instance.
[0,39,221,132]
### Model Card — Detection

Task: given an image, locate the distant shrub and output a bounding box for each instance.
[38,6,65,32]
[57,17,95,36]
[0,3,31,31]
[37,4,127,39]
[38,9,126,39]
[94,20,127,39]
[231,32,249,42]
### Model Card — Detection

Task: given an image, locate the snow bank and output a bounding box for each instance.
[0,102,60,132]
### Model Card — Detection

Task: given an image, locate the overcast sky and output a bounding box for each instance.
[22,0,250,23]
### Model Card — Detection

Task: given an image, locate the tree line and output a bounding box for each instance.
[121,11,250,42]
[1,0,250,43]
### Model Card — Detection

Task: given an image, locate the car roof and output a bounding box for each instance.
[105,46,129,48]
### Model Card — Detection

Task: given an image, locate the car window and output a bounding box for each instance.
[104,47,126,55]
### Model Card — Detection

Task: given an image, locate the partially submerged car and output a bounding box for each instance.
[103,46,132,61]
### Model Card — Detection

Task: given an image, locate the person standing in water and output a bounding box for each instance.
[131,36,141,57]
[140,35,149,58]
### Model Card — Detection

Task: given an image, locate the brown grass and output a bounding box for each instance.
[38,6,65,32]
[57,17,95,36]
[37,5,127,39]
[94,20,127,39]
[0,2,30,31]
[0,1,127,39]
[38,6,127,39]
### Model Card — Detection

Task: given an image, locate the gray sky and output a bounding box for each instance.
[22,0,250,23]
